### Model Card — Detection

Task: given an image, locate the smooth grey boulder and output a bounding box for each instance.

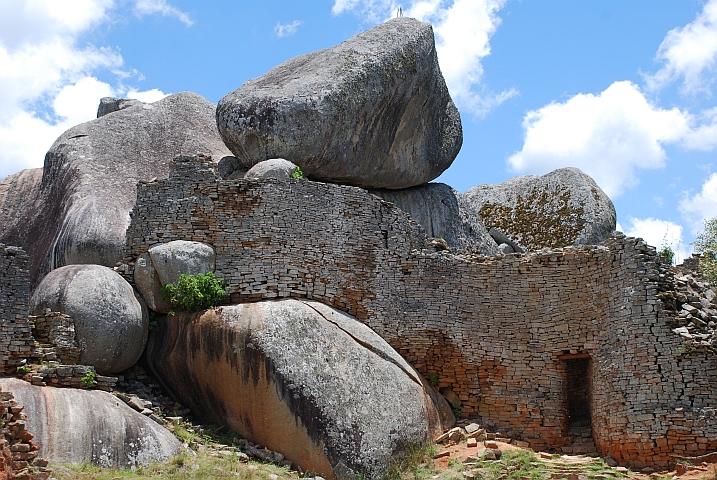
[96,97,142,117]
[217,155,248,180]
[134,253,172,313]
[0,378,181,467]
[216,17,462,189]
[488,228,524,254]
[244,158,298,180]
[148,240,215,286]
[146,299,447,480]
[371,183,499,255]
[462,167,616,251]
[30,265,148,374]
[0,168,43,253]
[0,92,231,290]
[134,240,215,313]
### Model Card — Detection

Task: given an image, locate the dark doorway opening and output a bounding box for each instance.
[563,357,597,455]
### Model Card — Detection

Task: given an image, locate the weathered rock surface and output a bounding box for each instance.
[0,378,181,468]
[244,158,298,180]
[371,183,499,255]
[462,168,616,251]
[134,240,216,313]
[146,299,445,480]
[0,92,231,289]
[96,97,142,118]
[217,155,248,180]
[216,17,462,189]
[30,265,148,374]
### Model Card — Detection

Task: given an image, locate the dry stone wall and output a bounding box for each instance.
[0,246,33,375]
[122,157,716,468]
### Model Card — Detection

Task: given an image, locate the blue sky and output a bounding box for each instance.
[2,0,717,262]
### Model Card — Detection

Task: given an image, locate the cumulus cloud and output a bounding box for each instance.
[274,20,303,38]
[508,81,692,198]
[645,0,717,95]
[331,0,515,116]
[127,88,169,103]
[0,0,169,179]
[133,0,193,26]
[679,172,717,234]
[619,217,690,263]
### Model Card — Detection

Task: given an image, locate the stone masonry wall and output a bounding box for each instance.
[0,245,34,375]
[122,157,717,468]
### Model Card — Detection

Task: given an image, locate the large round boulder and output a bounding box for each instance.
[0,92,231,290]
[244,158,298,180]
[30,265,148,374]
[370,183,500,255]
[146,299,448,480]
[0,378,181,468]
[134,240,216,313]
[462,167,616,251]
[216,18,462,189]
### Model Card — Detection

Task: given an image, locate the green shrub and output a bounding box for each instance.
[16,365,30,374]
[161,272,227,312]
[427,372,439,387]
[694,218,717,284]
[658,244,675,266]
[451,398,462,418]
[291,166,304,179]
[81,370,96,388]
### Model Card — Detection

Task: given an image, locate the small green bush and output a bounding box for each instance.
[427,372,439,387]
[658,244,675,266]
[451,398,462,418]
[291,166,304,179]
[161,272,227,312]
[81,370,96,388]
[694,218,717,284]
[16,365,30,374]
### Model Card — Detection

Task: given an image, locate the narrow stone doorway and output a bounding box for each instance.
[561,355,597,455]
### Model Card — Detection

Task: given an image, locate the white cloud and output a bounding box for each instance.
[0,0,170,180]
[274,20,303,38]
[331,0,515,116]
[507,81,691,198]
[133,0,193,26]
[620,217,690,263]
[127,88,169,103]
[679,172,717,234]
[645,0,717,95]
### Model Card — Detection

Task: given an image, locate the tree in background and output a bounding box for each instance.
[693,218,717,285]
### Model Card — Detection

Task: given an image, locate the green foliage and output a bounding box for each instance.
[385,442,436,480]
[290,166,305,179]
[16,365,30,374]
[148,310,159,331]
[161,272,227,312]
[427,372,439,388]
[658,243,675,266]
[694,218,717,284]
[81,370,96,388]
[451,398,462,418]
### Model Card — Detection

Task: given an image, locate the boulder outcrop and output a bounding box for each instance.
[216,17,462,189]
[244,158,298,180]
[0,378,181,468]
[462,167,616,251]
[30,265,148,374]
[0,92,231,289]
[146,299,446,480]
[371,183,499,254]
[134,240,216,313]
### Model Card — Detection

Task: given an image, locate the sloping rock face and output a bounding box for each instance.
[30,265,148,374]
[0,92,231,289]
[0,378,181,468]
[216,18,462,189]
[462,168,616,251]
[371,183,499,254]
[146,299,445,480]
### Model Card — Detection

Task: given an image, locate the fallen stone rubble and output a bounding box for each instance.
[662,256,717,354]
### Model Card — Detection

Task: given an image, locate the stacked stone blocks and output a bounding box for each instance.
[0,246,34,375]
